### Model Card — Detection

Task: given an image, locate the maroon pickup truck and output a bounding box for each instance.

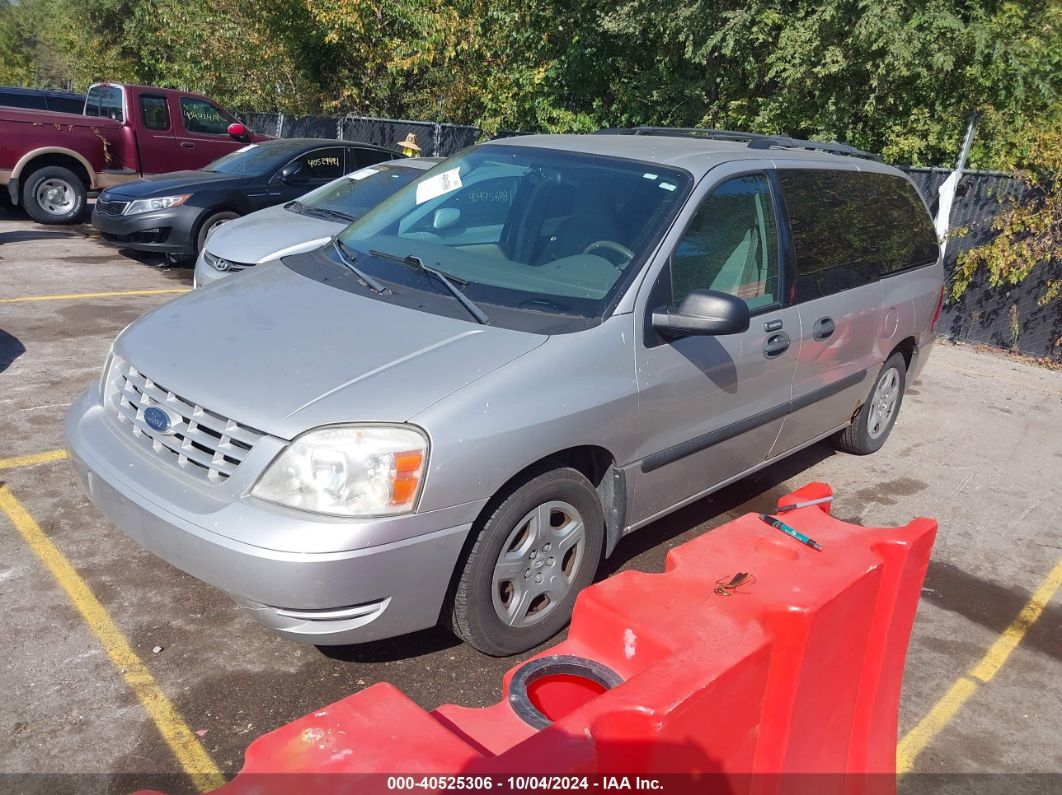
[0,82,268,224]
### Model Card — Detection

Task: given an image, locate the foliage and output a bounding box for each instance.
[1,0,1058,169]
[951,106,1062,307]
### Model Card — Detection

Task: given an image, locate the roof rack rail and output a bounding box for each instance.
[595,126,881,162]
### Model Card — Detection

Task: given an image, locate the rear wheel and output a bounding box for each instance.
[836,352,907,455]
[194,210,238,256]
[447,467,604,656]
[21,166,86,224]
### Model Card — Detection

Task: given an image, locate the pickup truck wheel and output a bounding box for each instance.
[447,466,605,656]
[195,211,239,256]
[21,166,86,224]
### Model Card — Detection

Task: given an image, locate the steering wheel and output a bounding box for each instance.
[582,240,635,267]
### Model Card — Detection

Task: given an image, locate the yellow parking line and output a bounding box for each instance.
[0,485,224,791]
[897,558,1062,773]
[0,288,190,303]
[0,449,68,471]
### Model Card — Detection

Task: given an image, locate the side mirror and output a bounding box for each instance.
[278,162,303,184]
[651,289,750,339]
[227,122,250,141]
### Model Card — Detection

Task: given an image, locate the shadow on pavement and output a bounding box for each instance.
[0,229,78,245]
[0,329,26,374]
[605,440,837,574]
[317,624,462,663]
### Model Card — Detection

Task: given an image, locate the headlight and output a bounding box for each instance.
[252,425,429,517]
[124,194,191,215]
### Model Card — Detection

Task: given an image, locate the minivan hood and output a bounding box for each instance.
[113,262,547,439]
[203,203,340,264]
[107,170,248,198]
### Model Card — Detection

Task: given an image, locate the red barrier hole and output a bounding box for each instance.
[527,673,610,723]
[509,656,623,729]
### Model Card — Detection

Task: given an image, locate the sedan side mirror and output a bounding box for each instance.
[651,289,750,339]
[278,162,304,184]
[227,122,251,142]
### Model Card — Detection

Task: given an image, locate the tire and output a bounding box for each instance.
[447,466,605,656]
[836,352,907,455]
[21,166,87,224]
[194,210,239,256]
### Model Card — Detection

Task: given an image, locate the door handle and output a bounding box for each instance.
[813,317,835,341]
[180,141,197,150]
[763,332,791,359]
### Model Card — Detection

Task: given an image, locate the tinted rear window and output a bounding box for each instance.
[779,169,938,302]
[85,85,124,122]
[47,96,85,114]
[0,92,46,110]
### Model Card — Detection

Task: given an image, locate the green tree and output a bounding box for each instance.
[951,106,1062,308]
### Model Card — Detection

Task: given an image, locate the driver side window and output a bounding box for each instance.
[671,174,779,309]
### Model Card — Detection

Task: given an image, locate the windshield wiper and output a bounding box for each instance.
[306,207,357,223]
[369,249,491,325]
[332,238,389,295]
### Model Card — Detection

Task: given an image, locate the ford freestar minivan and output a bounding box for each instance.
[66,130,944,656]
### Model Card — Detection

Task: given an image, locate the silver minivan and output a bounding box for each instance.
[65,131,944,655]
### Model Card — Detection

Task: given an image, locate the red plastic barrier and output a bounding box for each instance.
[181,483,936,794]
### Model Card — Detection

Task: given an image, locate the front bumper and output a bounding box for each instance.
[192,249,253,288]
[193,251,222,288]
[64,387,474,644]
[92,204,200,257]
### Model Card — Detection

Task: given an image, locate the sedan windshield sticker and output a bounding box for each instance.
[349,167,380,181]
[415,167,462,205]
[659,182,677,191]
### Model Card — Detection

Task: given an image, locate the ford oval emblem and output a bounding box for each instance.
[144,406,174,434]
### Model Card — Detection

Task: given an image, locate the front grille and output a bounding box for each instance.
[95,198,129,216]
[106,358,265,483]
[206,251,254,273]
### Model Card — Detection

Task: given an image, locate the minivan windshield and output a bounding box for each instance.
[291,163,425,222]
[333,145,691,321]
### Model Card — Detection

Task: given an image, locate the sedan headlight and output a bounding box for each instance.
[124,194,191,215]
[252,425,429,517]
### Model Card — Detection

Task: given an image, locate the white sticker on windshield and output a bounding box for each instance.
[642,172,658,180]
[236,144,258,153]
[659,182,677,191]
[348,167,380,181]
[415,167,463,205]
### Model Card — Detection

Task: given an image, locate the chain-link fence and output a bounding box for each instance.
[236,111,481,157]
[903,168,1059,360]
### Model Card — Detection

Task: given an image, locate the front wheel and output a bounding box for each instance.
[195,210,239,256]
[447,467,605,656]
[836,352,907,455]
[21,166,87,224]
